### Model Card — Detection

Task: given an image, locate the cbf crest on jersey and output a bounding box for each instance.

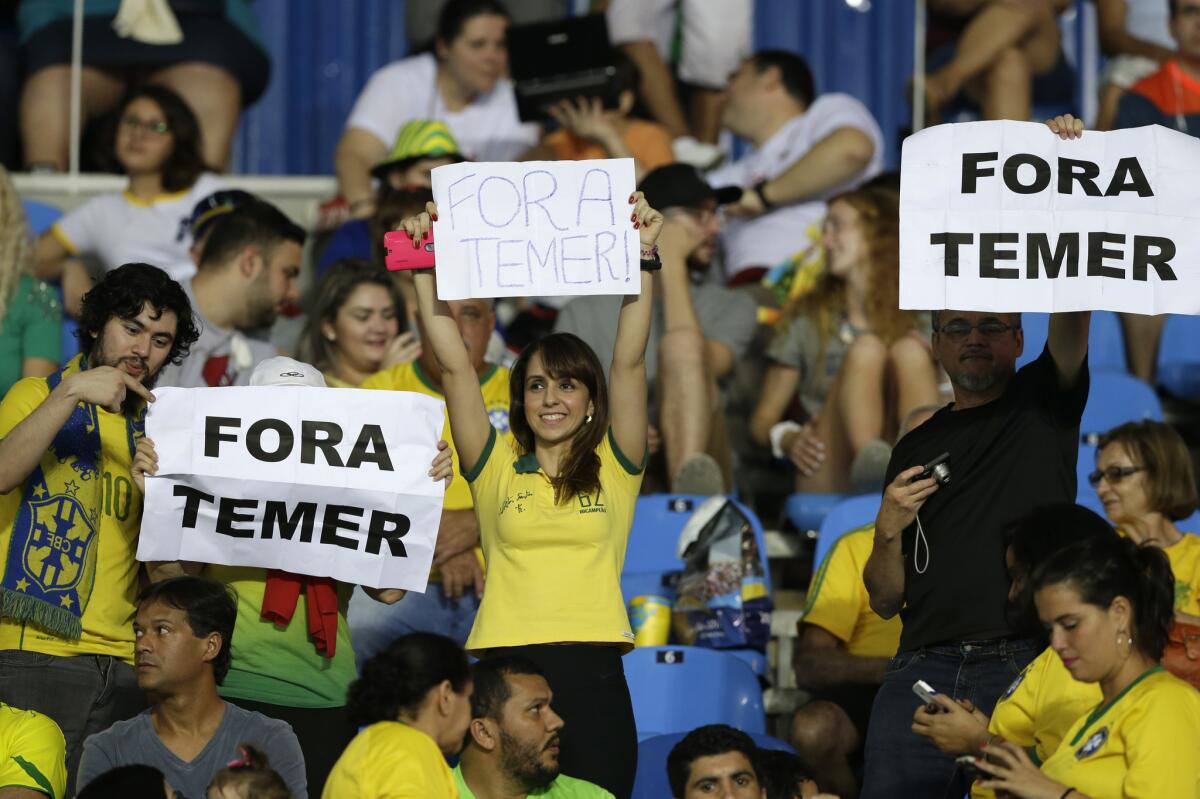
[1075,727,1109,760]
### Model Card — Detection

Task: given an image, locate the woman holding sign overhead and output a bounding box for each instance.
[403,192,662,799]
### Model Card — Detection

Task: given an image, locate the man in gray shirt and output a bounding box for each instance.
[77,577,306,799]
[156,200,304,388]
[555,164,756,495]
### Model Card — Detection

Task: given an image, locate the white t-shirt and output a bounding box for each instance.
[1125,0,1173,50]
[707,94,883,280]
[50,172,225,283]
[345,52,540,162]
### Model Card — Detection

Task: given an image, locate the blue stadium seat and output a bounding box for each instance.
[1157,315,1200,399]
[624,646,766,741]
[1016,311,1125,372]
[783,492,850,533]
[1080,372,1162,441]
[812,494,880,576]
[631,731,794,799]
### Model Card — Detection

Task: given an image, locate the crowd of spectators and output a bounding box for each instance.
[2,1,1200,799]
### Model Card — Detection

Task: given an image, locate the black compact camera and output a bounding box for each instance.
[911,452,951,486]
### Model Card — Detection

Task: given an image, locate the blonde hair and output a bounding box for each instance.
[780,186,916,358]
[0,165,34,330]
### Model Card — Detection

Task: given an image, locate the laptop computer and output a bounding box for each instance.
[507,14,619,123]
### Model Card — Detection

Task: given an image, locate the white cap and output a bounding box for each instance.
[249,356,327,388]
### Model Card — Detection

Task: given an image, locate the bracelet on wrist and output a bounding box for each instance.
[640,256,662,272]
[752,180,775,210]
[639,244,659,259]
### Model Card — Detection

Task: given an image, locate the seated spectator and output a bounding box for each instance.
[319,124,459,277]
[1111,0,1200,381]
[0,165,61,397]
[455,655,613,798]
[606,0,753,166]
[974,534,1200,797]
[77,577,306,799]
[1093,421,1200,624]
[76,764,174,799]
[131,355,454,796]
[0,263,198,795]
[918,0,1072,123]
[913,505,1111,799]
[528,48,674,182]
[749,187,939,494]
[208,744,292,799]
[154,199,303,387]
[33,86,226,313]
[555,164,757,495]
[323,633,474,799]
[297,260,416,388]
[0,703,67,799]
[708,51,883,285]
[334,0,538,220]
[187,189,258,265]
[349,293,506,652]
[789,523,901,798]
[17,0,268,169]
[666,724,765,799]
[405,0,564,51]
[1096,0,1176,130]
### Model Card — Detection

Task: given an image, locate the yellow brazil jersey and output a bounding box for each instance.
[1164,533,1200,616]
[970,647,1101,799]
[0,703,67,799]
[1039,667,1200,799]
[0,361,143,662]
[322,721,457,799]
[802,525,900,658]
[464,427,644,653]
[361,361,510,512]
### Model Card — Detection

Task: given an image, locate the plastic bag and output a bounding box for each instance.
[670,499,772,650]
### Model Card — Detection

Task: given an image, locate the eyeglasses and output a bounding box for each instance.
[120,115,170,135]
[1087,465,1146,487]
[934,320,1019,342]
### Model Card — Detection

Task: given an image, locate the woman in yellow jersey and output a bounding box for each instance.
[974,530,1200,798]
[913,505,1110,797]
[323,632,473,799]
[401,193,662,799]
[297,259,419,388]
[1091,420,1200,623]
[33,85,226,311]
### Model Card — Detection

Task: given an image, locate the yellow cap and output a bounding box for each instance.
[371,120,462,177]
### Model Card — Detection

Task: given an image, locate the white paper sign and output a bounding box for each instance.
[900,120,1200,314]
[137,387,447,592]
[431,159,640,300]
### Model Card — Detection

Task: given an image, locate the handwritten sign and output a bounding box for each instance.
[431,159,640,300]
[900,121,1200,314]
[138,387,446,592]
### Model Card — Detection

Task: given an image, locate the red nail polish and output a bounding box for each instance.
[634,221,640,228]
[431,213,438,221]
[629,194,635,203]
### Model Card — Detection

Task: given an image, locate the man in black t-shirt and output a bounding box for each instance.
[858,306,1091,799]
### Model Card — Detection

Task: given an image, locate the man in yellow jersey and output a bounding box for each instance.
[455,656,615,799]
[350,292,508,654]
[0,704,67,799]
[790,524,900,799]
[0,263,198,793]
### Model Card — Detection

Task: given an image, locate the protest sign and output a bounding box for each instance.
[138,387,446,592]
[900,120,1200,314]
[431,158,640,300]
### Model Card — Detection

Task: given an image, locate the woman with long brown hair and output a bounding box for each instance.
[0,165,61,397]
[402,193,662,799]
[750,185,941,494]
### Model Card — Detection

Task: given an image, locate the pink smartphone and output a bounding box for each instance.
[384,229,436,271]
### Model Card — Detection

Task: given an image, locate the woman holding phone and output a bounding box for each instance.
[401,192,662,799]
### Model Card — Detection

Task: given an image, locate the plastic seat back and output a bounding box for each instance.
[812,494,880,576]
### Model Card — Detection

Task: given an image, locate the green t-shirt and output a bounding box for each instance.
[0,276,61,398]
[208,565,356,709]
[453,764,615,798]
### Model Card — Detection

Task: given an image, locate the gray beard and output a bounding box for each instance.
[951,370,1001,393]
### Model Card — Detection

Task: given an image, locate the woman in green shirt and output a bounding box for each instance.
[0,166,61,398]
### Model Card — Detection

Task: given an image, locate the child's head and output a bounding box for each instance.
[207,745,291,799]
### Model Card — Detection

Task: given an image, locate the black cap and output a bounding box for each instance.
[188,189,257,239]
[638,163,735,211]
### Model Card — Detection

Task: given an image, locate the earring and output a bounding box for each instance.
[1117,629,1132,650]
[326,333,336,342]
[585,414,593,424]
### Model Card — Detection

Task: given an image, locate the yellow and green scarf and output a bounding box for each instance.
[0,356,143,639]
